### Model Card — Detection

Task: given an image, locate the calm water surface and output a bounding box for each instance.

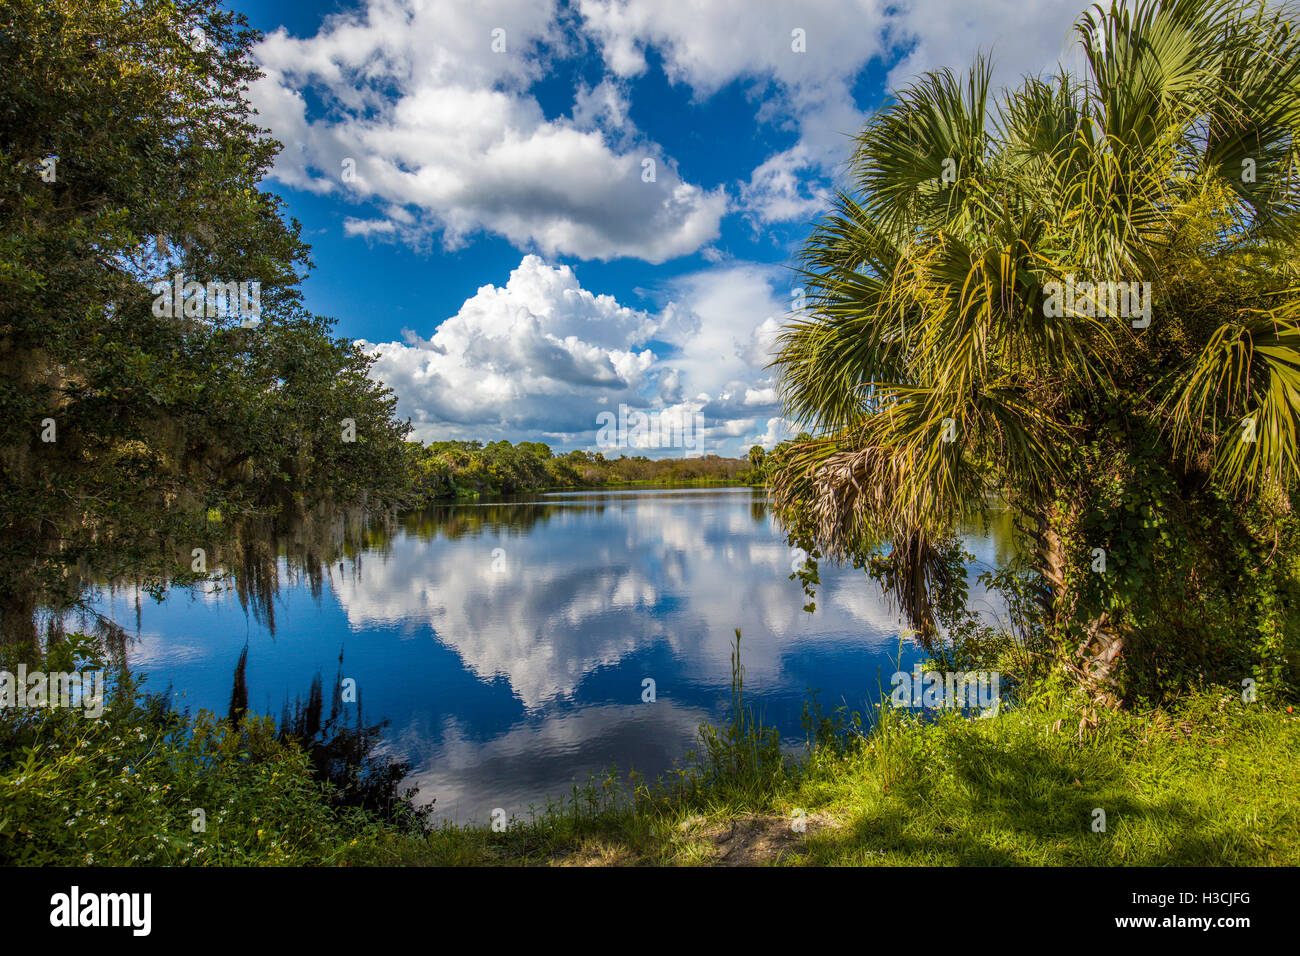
[91,487,1015,823]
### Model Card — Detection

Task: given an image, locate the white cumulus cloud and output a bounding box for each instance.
[364,256,792,454]
[249,0,726,262]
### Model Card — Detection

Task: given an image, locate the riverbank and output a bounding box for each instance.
[7,669,1297,865]
[369,690,1300,866]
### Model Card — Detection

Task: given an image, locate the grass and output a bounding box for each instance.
[782,693,1300,866]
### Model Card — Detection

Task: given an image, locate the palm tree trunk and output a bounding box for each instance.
[1027,499,1124,705]
[1074,615,1124,707]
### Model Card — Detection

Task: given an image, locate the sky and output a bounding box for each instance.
[230,0,1088,456]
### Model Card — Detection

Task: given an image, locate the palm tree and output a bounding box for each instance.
[770,0,1300,699]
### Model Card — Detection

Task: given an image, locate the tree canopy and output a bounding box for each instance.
[0,0,411,650]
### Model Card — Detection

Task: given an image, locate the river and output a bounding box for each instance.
[88,486,1016,824]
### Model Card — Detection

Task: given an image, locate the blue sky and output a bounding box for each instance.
[229,0,1084,455]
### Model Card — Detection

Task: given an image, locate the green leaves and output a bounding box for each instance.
[1163,299,1300,494]
[0,0,414,638]
[851,55,995,238]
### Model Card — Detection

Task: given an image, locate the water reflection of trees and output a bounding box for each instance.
[180,507,394,635]
[400,490,771,540]
[50,505,397,642]
[59,499,620,644]
[397,502,568,540]
[69,489,1009,649]
[229,646,433,833]
[70,499,614,639]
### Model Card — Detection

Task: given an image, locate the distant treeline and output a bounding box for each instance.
[402,439,772,503]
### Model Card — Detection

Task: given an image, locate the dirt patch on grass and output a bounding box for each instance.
[549,840,641,867]
[544,812,841,866]
[680,812,840,866]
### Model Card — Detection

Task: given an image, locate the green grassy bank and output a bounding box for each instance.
[369,691,1300,867]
